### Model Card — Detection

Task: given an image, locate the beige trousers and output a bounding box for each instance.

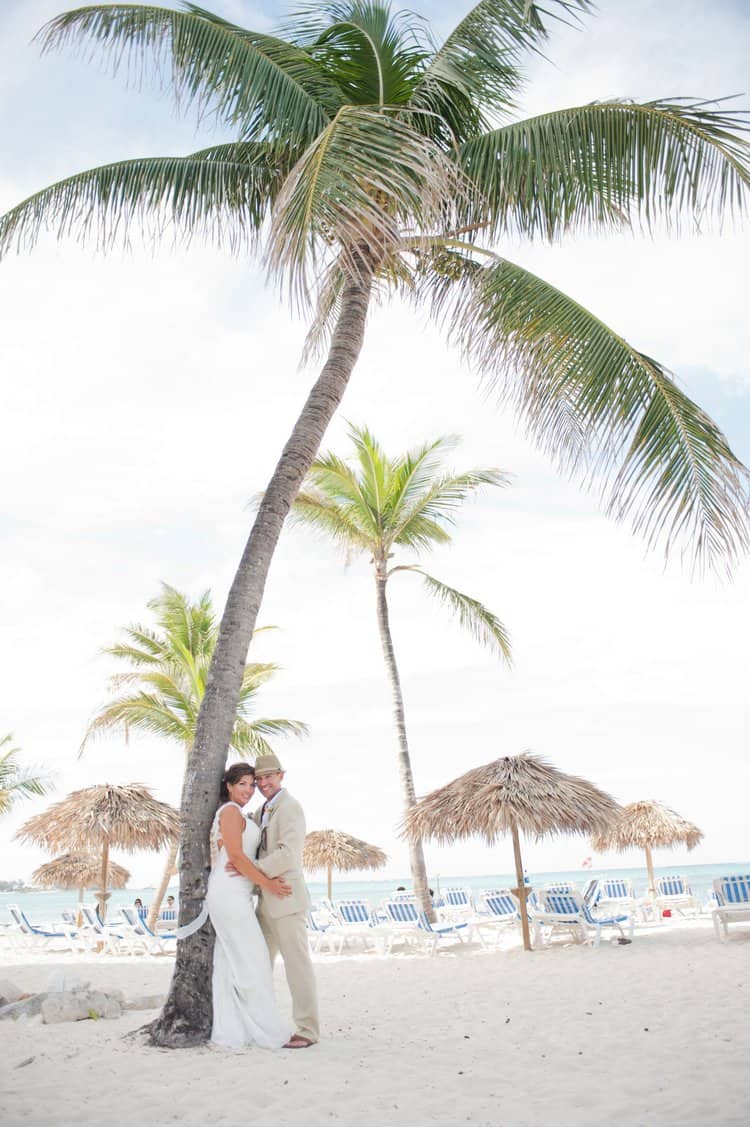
[257,904,320,1043]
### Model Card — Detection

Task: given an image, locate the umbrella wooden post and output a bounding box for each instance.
[327,864,332,902]
[511,821,532,952]
[97,836,110,922]
[644,843,656,899]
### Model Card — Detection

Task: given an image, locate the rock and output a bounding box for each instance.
[41,990,122,1023]
[46,971,91,995]
[41,993,90,1024]
[0,994,49,1021]
[0,979,24,1005]
[122,994,164,1011]
[100,997,122,1020]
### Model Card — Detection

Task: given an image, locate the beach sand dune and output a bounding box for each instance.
[1,920,748,1127]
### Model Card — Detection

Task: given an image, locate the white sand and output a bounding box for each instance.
[1,920,748,1127]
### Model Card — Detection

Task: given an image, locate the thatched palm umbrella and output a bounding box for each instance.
[32,852,130,925]
[16,783,179,920]
[303,829,387,901]
[591,799,703,897]
[403,752,621,951]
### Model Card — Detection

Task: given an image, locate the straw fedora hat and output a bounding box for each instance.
[254,752,284,775]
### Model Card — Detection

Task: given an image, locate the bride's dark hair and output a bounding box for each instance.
[219,762,255,803]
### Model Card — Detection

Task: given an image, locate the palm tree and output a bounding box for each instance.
[292,425,512,916]
[83,583,307,928]
[1,0,749,1044]
[0,734,53,817]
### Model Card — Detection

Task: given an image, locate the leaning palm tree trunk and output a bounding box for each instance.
[147,838,179,933]
[374,566,434,922]
[149,272,373,1047]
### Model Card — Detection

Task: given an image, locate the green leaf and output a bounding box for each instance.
[461,99,750,240]
[415,569,512,663]
[409,0,591,140]
[38,4,341,142]
[0,143,290,260]
[424,250,750,570]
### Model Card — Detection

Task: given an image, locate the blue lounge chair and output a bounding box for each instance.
[120,906,176,954]
[442,887,475,915]
[595,877,644,919]
[533,890,634,948]
[654,875,699,918]
[472,891,521,946]
[79,905,135,955]
[305,908,340,953]
[7,905,77,951]
[712,874,750,941]
[333,899,396,954]
[382,898,476,955]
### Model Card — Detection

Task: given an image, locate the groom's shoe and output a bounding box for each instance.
[283,1035,315,1049]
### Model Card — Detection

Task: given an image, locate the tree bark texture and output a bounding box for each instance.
[149,274,373,1047]
[374,567,435,922]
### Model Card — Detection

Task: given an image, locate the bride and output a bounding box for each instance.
[206,762,292,1049]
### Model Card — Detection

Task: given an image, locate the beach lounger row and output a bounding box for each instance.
[5,903,177,957]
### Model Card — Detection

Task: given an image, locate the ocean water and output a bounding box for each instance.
[2,861,748,924]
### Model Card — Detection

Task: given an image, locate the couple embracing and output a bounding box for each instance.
[205,753,319,1050]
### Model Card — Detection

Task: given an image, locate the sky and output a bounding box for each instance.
[1,0,749,888]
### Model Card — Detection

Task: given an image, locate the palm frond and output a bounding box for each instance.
[39,4,341,142]
[391,468,510,549]
[424,251,750,570]
[410,0,591,137]
[241,717,310,739]
[291,488,375,554]
[267,104,466,302]
[0,740,54,816]
[461,99,750,241]
[414,569,512,663]
[83,695,192,747]
[283,1,432,107]
[0,143,289,260]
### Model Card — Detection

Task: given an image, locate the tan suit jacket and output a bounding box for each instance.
[252,790,311,919]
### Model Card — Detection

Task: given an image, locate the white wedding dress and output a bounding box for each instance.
[206,801,289,1050]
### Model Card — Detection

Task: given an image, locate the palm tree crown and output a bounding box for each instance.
[1,0,749,569]
[294,424,512,657]
[0,734,53,818]
[84,583,308,757]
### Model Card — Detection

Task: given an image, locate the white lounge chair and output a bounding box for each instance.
[654,875,700,918]
[120,906,176,954]
[712,874,750,941]
[441,887,475,919]
[381,899,477,955]
[79,905,136,955]
[595,877,644,919]
[7,905,75,951]
[324,900,394,955]
[533,890,634,948]
[472,891,521,946]
[7,905,80,951]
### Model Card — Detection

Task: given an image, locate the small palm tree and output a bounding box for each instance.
[0,734,53,817]
[84,583,307,927]
[292,425,511,916]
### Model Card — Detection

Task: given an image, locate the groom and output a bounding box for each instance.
[251,752,319,1048]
